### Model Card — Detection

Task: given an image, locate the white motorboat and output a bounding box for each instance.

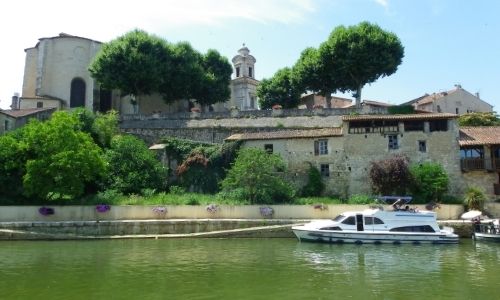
[292,197,458,245]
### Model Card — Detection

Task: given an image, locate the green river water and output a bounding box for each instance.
[1,238,499,300]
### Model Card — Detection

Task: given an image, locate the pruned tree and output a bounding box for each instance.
[89,29,173,98]
[320,22,404,107]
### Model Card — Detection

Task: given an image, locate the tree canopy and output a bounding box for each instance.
[291,21,404,108]
[89,29,232,107]
[458,112,500,126]
[257,67,302,109]
[319,22,404,107]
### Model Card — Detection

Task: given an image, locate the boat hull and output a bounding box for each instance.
[292,227,458,244]
[474,233,500,243]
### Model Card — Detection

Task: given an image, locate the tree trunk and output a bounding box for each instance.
[355,84,362,108]
[325,94,332,108]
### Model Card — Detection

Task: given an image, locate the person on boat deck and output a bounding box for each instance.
[392,199,403,210]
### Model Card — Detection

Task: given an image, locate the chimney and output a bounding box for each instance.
[475,92,480,99]
[10,93,20,110]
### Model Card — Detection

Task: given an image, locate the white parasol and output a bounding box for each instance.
[460,210,482,220]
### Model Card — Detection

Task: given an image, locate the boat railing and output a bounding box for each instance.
[474,223,500,234]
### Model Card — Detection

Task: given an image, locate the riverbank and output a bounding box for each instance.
[0,219,477,240]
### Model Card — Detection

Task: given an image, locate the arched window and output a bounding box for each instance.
[70,78,86,108]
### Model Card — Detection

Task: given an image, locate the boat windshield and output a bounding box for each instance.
[332,214,345,222]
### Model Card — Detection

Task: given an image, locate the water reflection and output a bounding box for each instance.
[0,238,499,300]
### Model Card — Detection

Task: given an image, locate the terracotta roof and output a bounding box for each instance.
[0,107,55,118]
[342,113,458,121]
[225,128,343,141]
[459,127,500,146]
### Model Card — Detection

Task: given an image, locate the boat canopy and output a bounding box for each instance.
[376,196,412,205]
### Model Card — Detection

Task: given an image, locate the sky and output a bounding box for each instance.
[1,0,499,110]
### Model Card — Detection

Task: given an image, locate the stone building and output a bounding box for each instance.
[459,126,500,197]
[226,113,464,198]
[20,33,120,113]
[19,33,259,115]
[403,85,493,115]
[226,44,259,111]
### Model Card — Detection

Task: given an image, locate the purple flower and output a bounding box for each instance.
[206,204,218,213]
[96,204,111,213]
[38,207,54,216]
[152,207,167,214]
[260,207,274,217]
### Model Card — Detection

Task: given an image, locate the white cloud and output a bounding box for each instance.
[374,0,389,7]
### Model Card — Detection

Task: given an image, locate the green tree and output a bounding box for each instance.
[257,67,302,109]
[104,135,167,194]
[458,112,500,126]
[292,47,337,107]
[220,148,295,204]
[0,134,26,199]
[369,155,411,196]
[320,22,404,107]
[21,112,106,200]
[409,162,449,203]
[89,29,173,98]
[71,108,119,148]
[195,49,233,107]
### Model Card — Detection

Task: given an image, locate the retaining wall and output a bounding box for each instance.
[0,204,465,222]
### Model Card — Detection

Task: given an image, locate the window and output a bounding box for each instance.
[36,101,43,108]
[437,105,442,112]
[388,134,398,150]
[456,108,459,114]
[364,217,384,225]
[418,140,427,152]
[264,144,273,154]
[404,121,424,132]
[248,67,253,78]
[390,225,435,232]
[429,120,448,132]
[70,78,86,108]
[341,216,356,225]
[236,67,240,77]
[320,164,330,177]
[460,147,484,158]
[4,120,8,131]
[314,139,328,155]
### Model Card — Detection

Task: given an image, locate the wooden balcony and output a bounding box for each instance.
[460,158,485,171]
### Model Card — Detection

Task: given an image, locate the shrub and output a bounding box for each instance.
[301,165,324,197]
[103,135,167,194]
[169,185,186,195]
[409,162,449,203]
[219,148,296,204]
[369,155,411,195]
[463,187,486,210]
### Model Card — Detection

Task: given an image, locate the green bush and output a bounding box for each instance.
[301,165,325,197]
[463,187,486,210]
[103,135,167,194]
[169,185,186,195]
[219,148,296,204]
[409,162,449,203]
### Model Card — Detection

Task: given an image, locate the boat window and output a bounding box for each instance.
[389,225,435,232]
[320,227,342,231]
[332,214,344,222]
[341,216,356,225]
[364,217,385,225]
